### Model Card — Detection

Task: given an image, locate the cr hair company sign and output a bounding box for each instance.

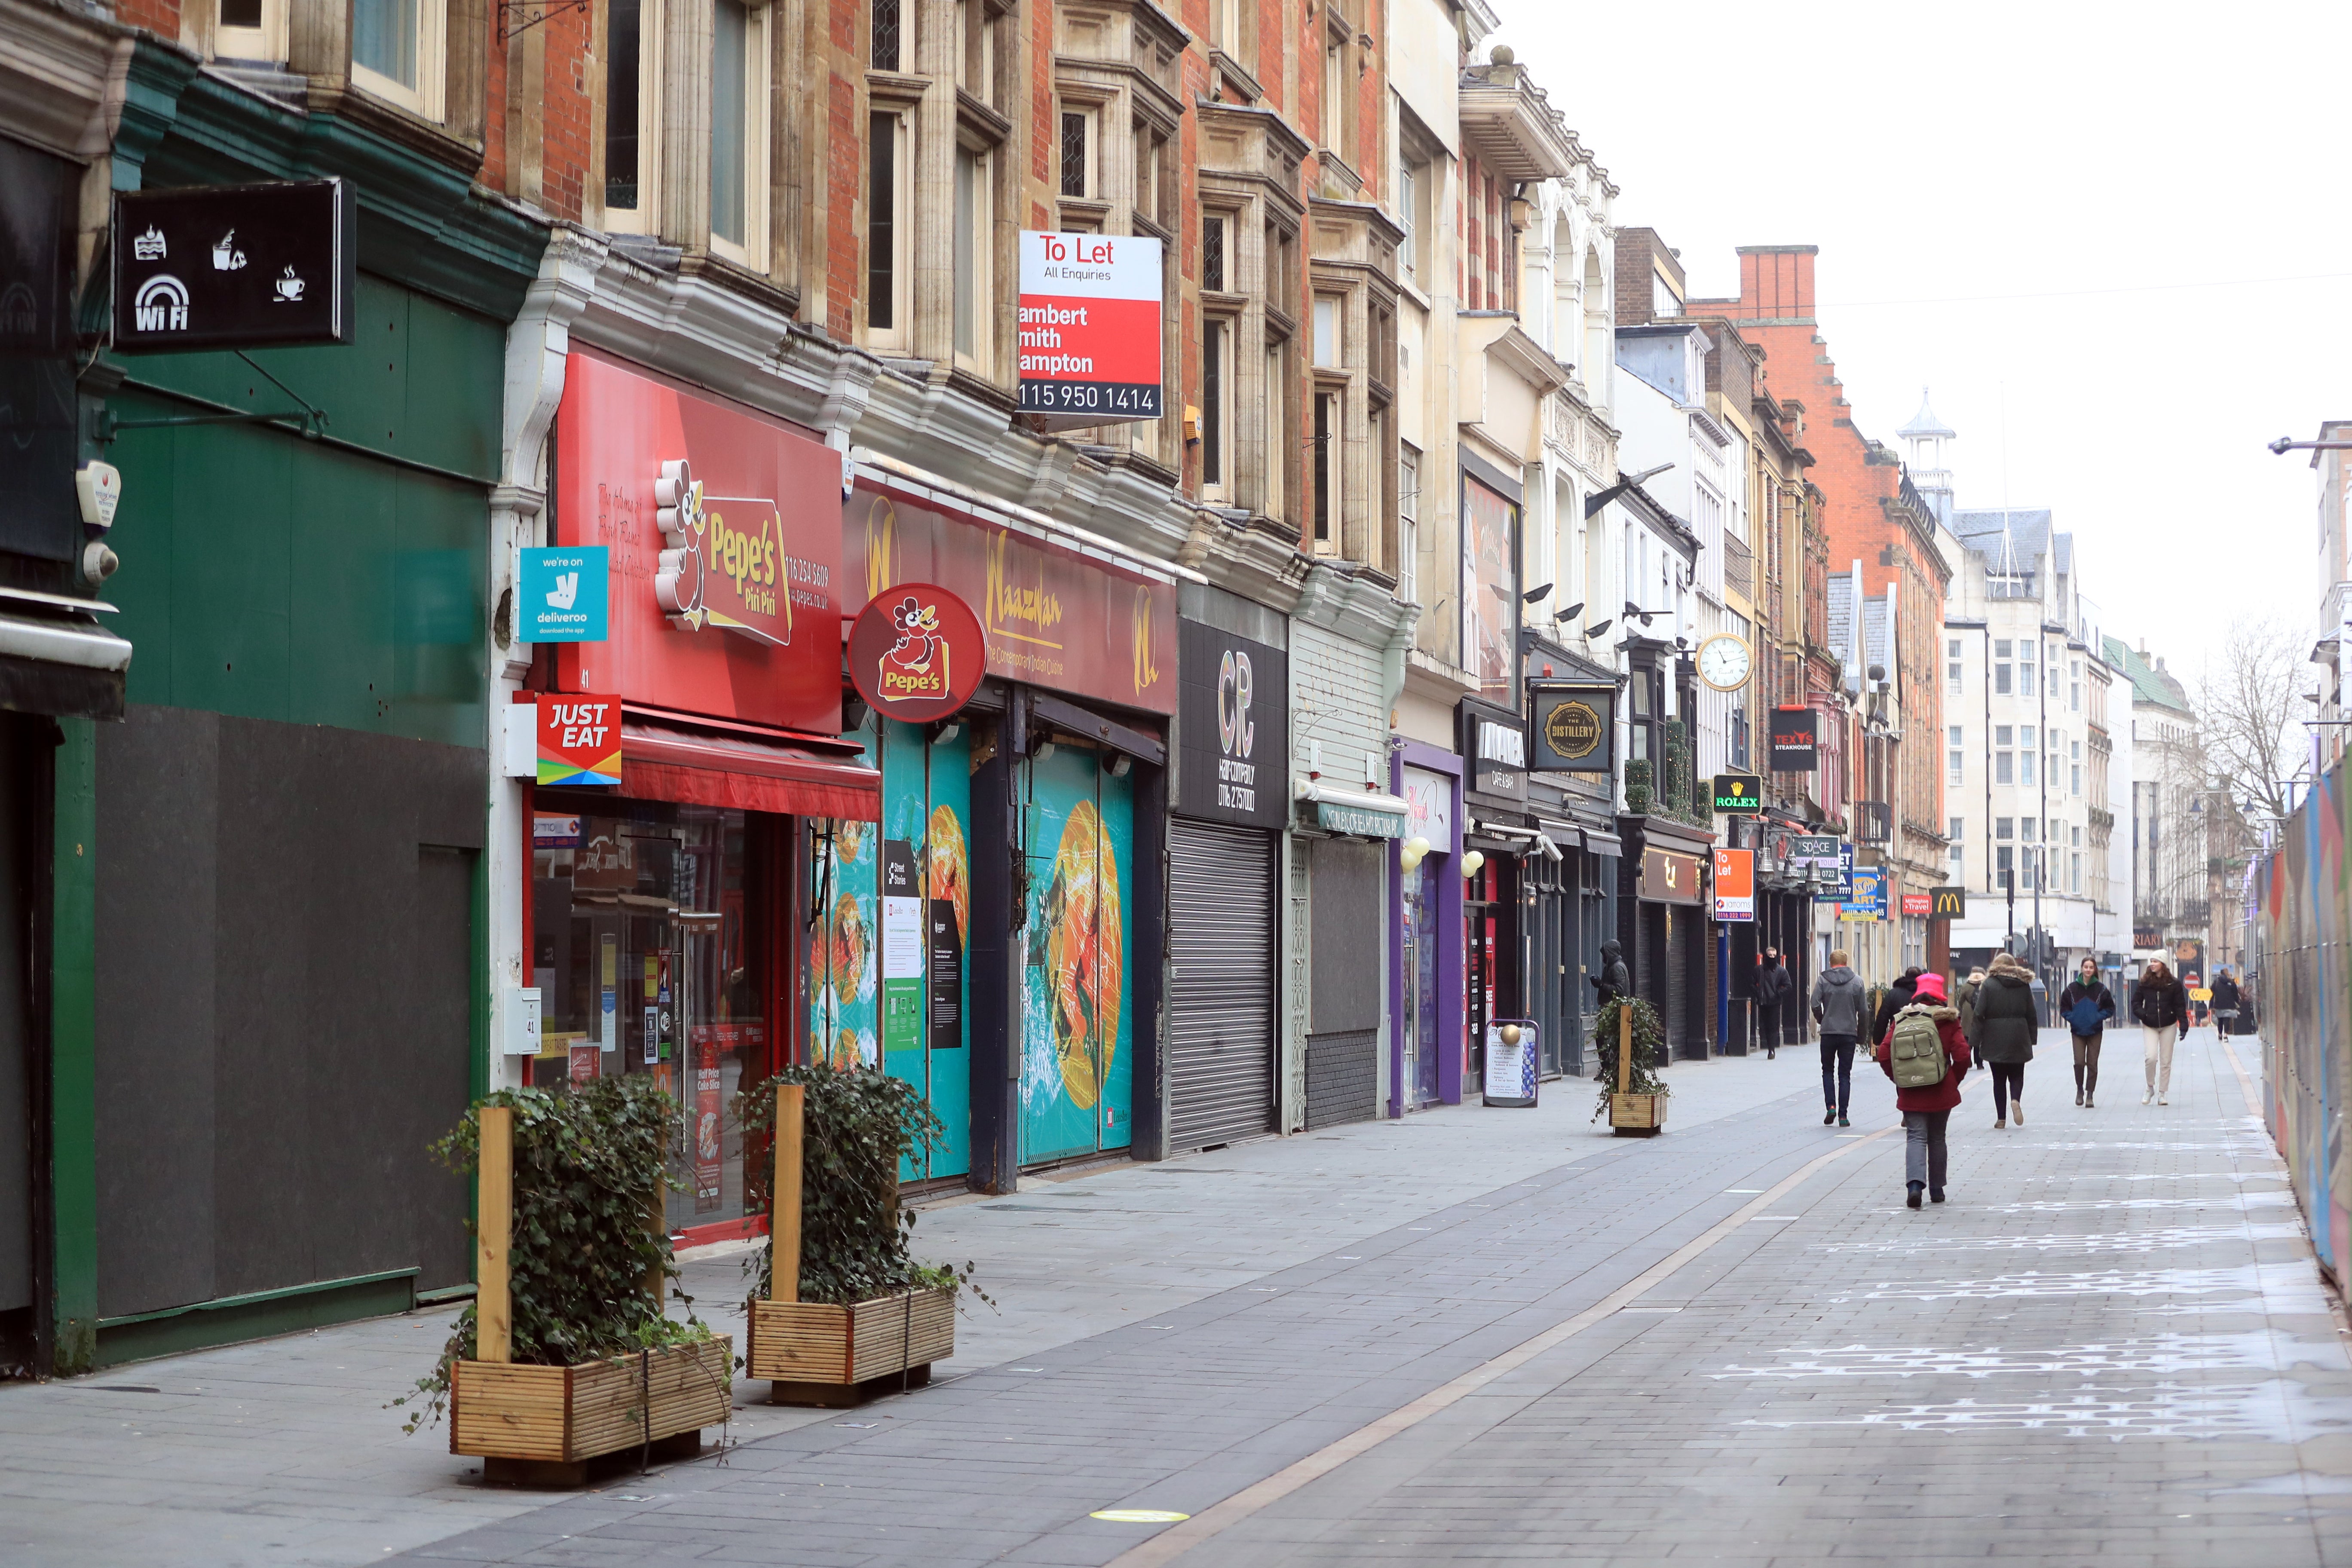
[1176,619,1287,829]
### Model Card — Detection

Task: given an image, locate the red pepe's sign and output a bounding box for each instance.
[848,584,985,723]
[539,694,621,786]
[848,484,1177,716]
[1017,230,1163,429]
[553,351,841,732]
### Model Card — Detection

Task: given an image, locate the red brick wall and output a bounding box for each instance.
[115,0,178,40]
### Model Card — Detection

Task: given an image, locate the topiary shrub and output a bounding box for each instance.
[736,1063,984,1309]
[394,1077,717,1432]
[1625,758,1654,815]
[1592,995,1670,1119]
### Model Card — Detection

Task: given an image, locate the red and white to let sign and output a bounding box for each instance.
[1017,231,1163,427]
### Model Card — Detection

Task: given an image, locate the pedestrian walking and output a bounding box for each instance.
[1974,950,2039,1128]
[1592,939,1631,1011]
[1754,947,1793,1060]
[2058,957,2116,1109]
[2133,959,2189,1105]
[2209,967,2243,1038]
[1810,947,1867,1127]
[1954,965,1987,1045]
[1871,966,1925,1052]
[1874,969,1972,1208]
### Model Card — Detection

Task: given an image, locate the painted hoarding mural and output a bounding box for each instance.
[1020,745,1134,1164]
[2254,760,2350,1284]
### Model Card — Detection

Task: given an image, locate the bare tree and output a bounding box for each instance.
[2196,617,2307,823]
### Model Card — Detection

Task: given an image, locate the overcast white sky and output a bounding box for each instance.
[1491,0,2352,685]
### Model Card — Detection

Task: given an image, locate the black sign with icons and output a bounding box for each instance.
[1176,618,1288,828]
[112,179,357,352]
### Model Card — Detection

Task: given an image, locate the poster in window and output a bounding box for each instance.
[1463,477,1518,702]
[880,839,924,1060]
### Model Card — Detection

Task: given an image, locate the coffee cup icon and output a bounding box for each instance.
[273,266,306,302]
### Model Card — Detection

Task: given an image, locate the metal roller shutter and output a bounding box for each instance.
[1168,819,1277,1151]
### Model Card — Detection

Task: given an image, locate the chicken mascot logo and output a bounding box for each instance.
[878,593,951,704]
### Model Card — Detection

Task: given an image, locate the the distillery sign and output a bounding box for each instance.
[1177,619,1287,830]
[113,178,357,351]
[1528,682,1615,774]
[848,583,986,723]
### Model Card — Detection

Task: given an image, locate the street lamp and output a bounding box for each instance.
[2269,437,2352,454]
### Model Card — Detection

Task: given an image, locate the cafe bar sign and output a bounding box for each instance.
[1528,682,1614,773]
[113,179,356,351]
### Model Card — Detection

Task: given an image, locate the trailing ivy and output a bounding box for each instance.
[1591,996,1671,1119]
[737,1063,986,1310]
[393,1078,716,1433]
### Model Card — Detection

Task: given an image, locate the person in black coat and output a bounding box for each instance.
[1974,952,2041,1128]
[1871,967,1924,1050]
[1754,948,1793,1060]
[2210,968,2244,1036]
[2134,959,2189,1105]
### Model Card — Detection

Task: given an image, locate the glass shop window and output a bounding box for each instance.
[531,796,776,1233]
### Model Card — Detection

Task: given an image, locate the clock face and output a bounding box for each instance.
[1699,634,1752,692]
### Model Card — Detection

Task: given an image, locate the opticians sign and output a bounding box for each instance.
[1017,231,1163,428]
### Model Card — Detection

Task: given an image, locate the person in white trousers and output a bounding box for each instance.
[2133,959,2188,1104]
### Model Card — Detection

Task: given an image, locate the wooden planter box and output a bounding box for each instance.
[450,1335,732,1484]
[748,1286,954,1406]
[1610,1091,1665,1136]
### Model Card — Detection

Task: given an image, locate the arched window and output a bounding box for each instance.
[1582,245,1611,400]
[1551,214,1577,363]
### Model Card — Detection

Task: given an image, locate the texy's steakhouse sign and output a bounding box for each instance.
[1017,231,1163,428]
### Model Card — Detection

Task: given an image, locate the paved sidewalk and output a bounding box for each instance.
[0,1046,1811,1568]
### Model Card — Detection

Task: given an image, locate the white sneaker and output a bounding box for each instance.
[2142,1092,2153,1105]
[2159,1095,2168,1106]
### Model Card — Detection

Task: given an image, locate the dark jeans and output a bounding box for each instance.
[1758,1003,1782,1051]
[1990,1060,2025,1115]
[1820,1034,1856,1114]
[2072,1032,2102,1095]
[1905,1110,1950,1191]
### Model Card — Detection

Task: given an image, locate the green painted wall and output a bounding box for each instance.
[49,721,98,1376]
[101,276,501,750]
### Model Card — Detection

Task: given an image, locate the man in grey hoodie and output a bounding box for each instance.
[1810,947,1867,1127]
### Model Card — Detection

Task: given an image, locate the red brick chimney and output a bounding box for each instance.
[1732,245,1817,322]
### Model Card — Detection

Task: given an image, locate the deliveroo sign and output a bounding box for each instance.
[519,546,609,642]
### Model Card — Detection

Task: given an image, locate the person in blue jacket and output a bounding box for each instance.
[2058,956,2116,1109]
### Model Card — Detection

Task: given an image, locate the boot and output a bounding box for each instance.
[1907,1181,1924,1210]
[2011,1101,2024,1127]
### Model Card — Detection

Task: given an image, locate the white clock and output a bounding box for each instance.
[1697,633,1753,692]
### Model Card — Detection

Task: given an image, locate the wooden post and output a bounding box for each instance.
[772,1084,804,1304]
[477,1105,513,1364]
[1618,1003,1634,1098]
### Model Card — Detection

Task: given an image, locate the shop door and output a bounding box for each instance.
[0,719,33,1341]
[1401,856,1441,1106]
[879,721,973,1182]
[1018,743,1135,1165]
[1167,819,1276,1151]
[1663,905,1692,1054]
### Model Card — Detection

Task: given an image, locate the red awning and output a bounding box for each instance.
[619,720,879,821]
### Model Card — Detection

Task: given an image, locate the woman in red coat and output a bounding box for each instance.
[1874,969,1972,1209]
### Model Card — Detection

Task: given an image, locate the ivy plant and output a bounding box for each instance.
[1591,995,1670,1119]
[393,1078,717,1433]
[737,1063,987,1310]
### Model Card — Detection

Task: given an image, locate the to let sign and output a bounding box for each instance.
[113,179,356,351]
[1017,231,1164,427]
[1712,848,1755,921]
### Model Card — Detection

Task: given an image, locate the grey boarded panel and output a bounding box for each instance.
[1309,838,1383,1035]
[94,704,221,1319]
[211,719,480,1298]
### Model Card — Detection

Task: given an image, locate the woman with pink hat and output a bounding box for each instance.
[1874,969,1973,1209]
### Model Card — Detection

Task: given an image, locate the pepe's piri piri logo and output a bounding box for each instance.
[848,583,985,723]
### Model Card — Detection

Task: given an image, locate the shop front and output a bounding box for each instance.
[824,470,1179,1185]
[1458,696,1532,1087]
[1525,651,1623,1078]
[1621,815,1715,1060]
[1393,752,1463,1112]
[527,350,877,1240]
[1167,599,1288,1153]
